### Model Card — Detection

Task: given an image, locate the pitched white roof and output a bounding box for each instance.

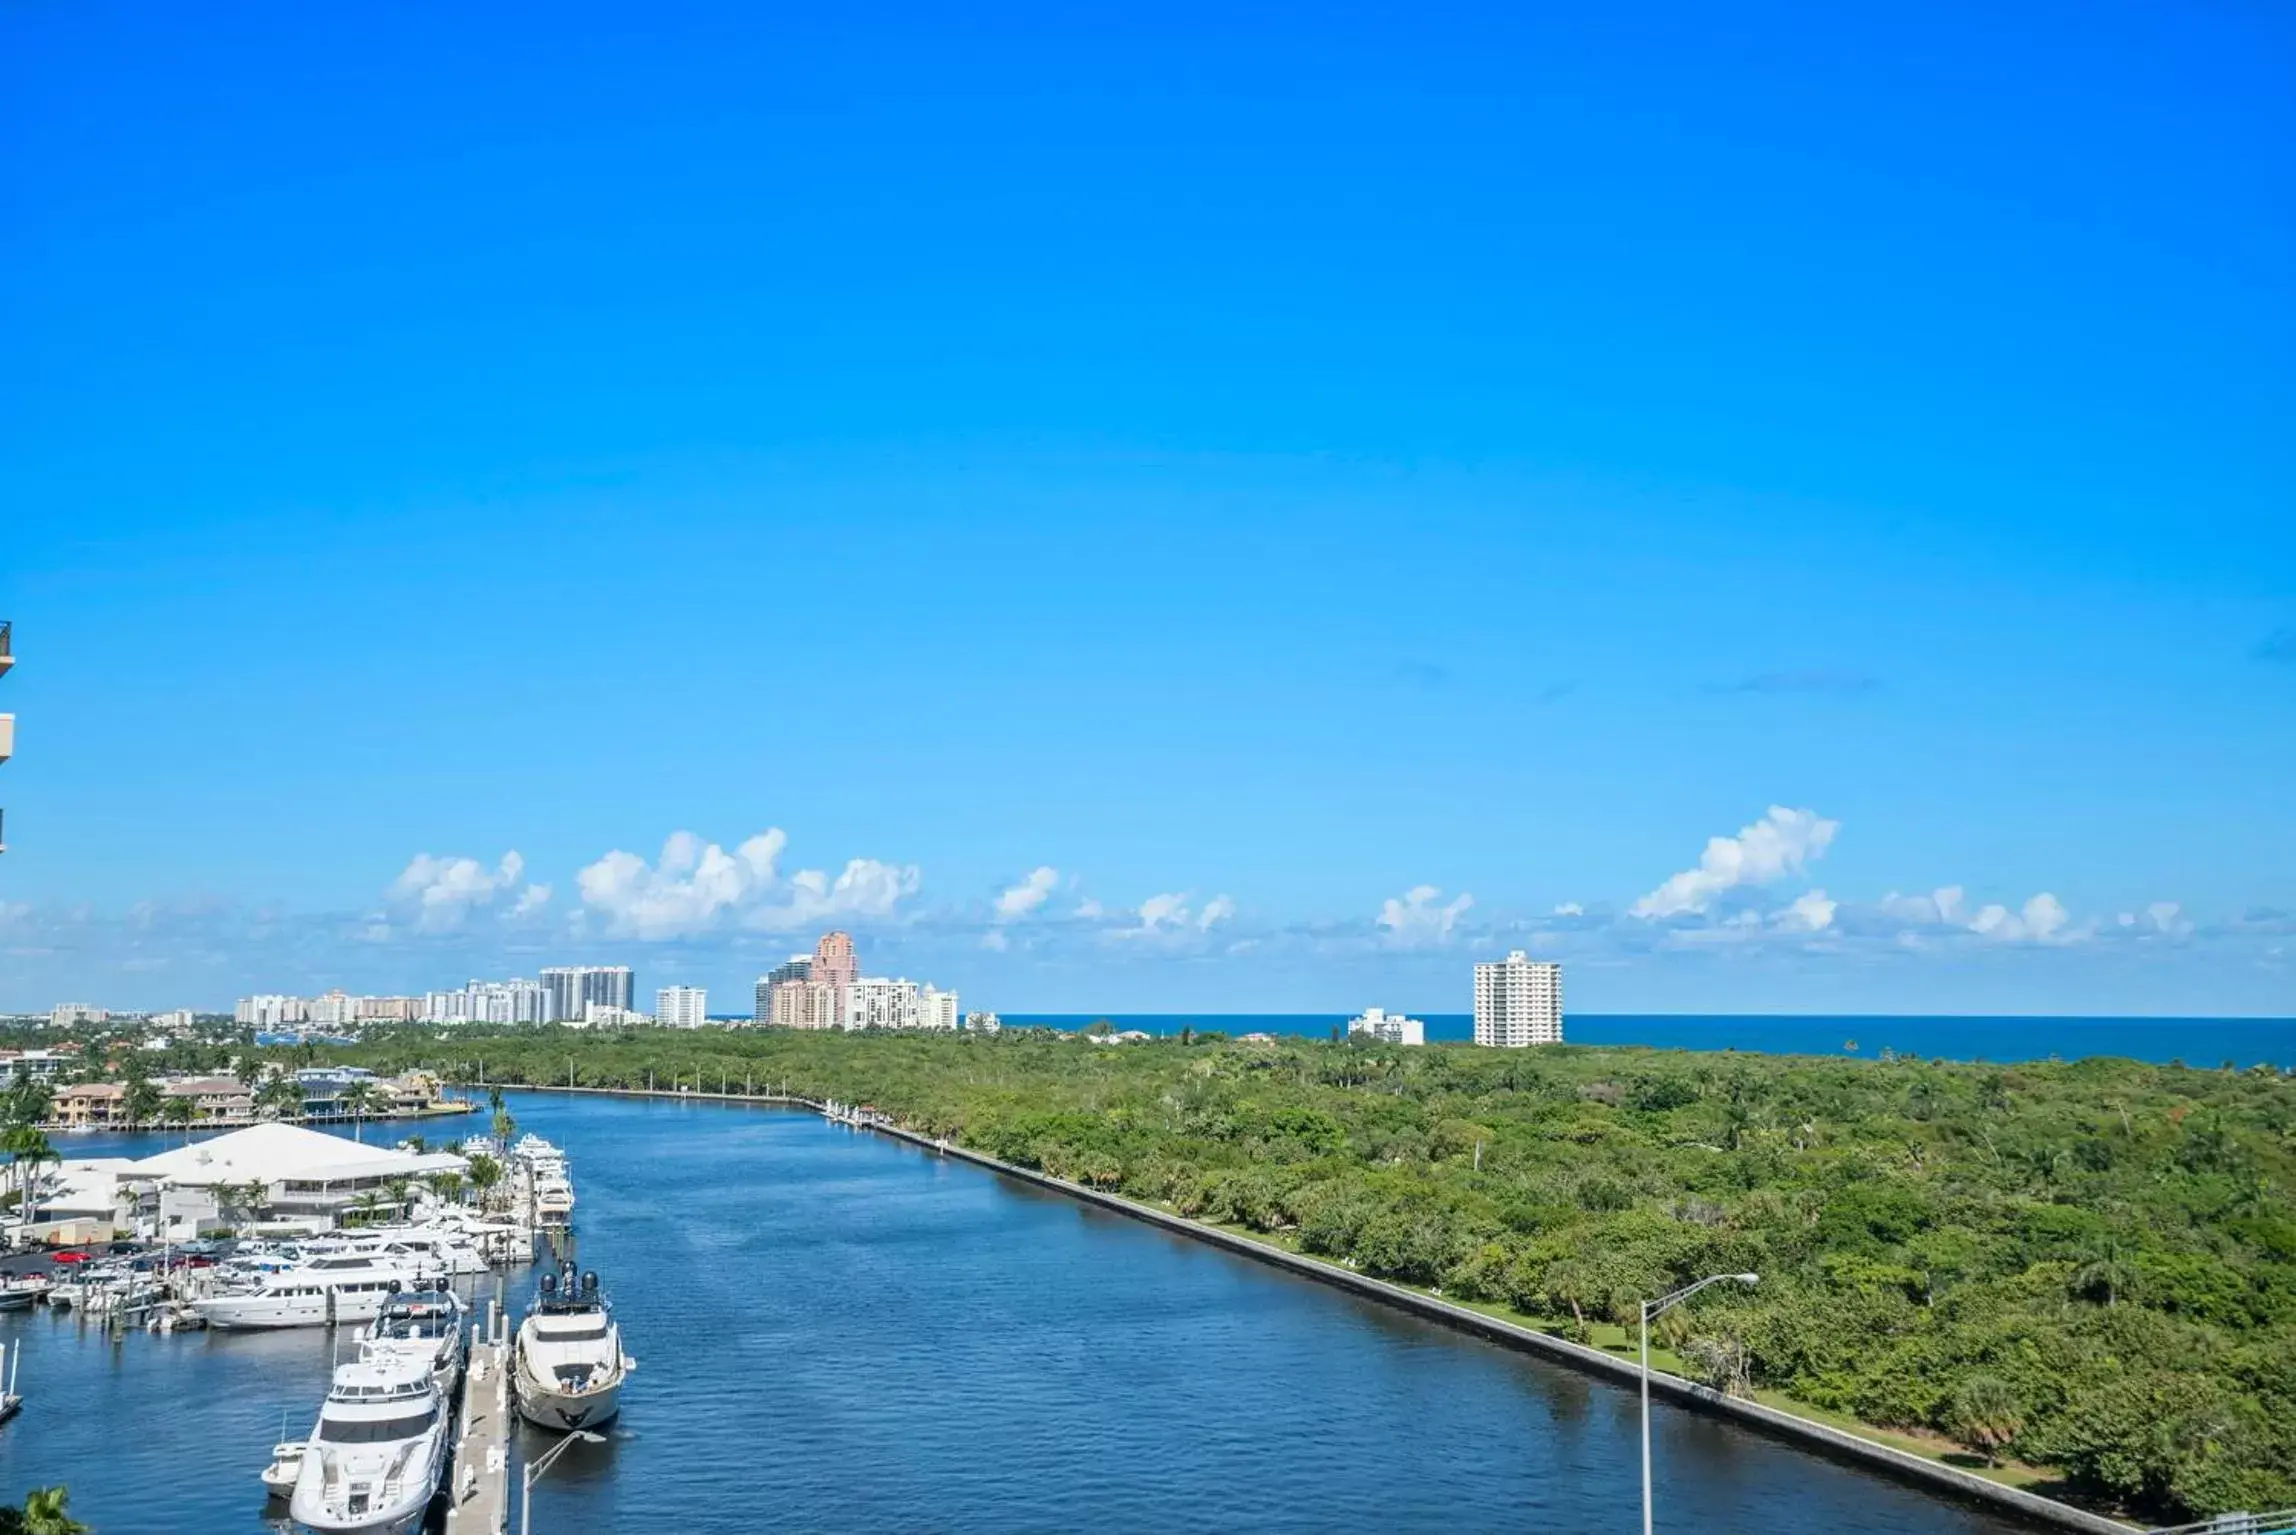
[129,1122,467,1186]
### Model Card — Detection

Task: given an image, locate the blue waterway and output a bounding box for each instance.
[1002,1012,2296,1067]
[0,1094,2050,1533]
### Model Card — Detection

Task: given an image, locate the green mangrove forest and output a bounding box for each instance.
[322,1025,2294,1521]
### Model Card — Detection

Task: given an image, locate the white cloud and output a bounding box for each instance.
[1971,892,2073,944]
[1136,893,1191,932]
[574,828,918,939]
[1109,891,1234,940]
[764,859,921,932]
[980,929,1010,952]
[388,851,529,933]
[1377,884,1475,946]
[1074,898,1105,920]
[994,867,1060,921]
[1632,806,1838,919]
[1780,888,1837,932]
[508,884,553,919]
[1552,902,1585,917]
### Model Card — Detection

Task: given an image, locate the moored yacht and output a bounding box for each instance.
[194,1250,441,1330]
[512,1266,631,1431]
[288,1356,450,1535]
[359,1289,467,1394]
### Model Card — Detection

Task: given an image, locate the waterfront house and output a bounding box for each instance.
[54,1082,126,1129]
[159,1075,256,1122]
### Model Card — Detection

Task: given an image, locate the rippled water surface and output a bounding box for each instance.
[2,1094,2045,1532]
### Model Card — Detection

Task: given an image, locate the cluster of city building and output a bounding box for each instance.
[234,964,643,1029]
[752,931,961,1031]
[1345,951,1565,1048]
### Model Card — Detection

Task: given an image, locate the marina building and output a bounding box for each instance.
[1347,1007,1426,1046]
[129,1121,471,1240]
[654,985,708,1028]
[1472,951,1564,1047]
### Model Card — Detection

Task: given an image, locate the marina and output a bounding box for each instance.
[0,1093,2053,1532]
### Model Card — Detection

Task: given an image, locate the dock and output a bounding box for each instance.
[447,1301,511,1535]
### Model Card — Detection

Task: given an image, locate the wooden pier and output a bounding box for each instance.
[446,1302,512,1535]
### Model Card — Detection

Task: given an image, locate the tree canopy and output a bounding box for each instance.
[321,1024,2296,1521]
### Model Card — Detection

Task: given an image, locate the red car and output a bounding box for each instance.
[50,1250,93,1264]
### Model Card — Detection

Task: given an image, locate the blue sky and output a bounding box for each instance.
[2,1,2291,1016]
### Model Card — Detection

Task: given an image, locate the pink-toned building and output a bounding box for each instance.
[813,931,857,1017]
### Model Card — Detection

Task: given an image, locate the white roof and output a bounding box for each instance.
[129,1122,468,1187]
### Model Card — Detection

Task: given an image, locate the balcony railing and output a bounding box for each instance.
[0,618,12,677]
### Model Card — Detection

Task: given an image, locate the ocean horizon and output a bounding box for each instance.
[995,1012,2296,1068]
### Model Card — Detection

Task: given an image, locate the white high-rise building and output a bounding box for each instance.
[234,995,306,1029]
[307,990,358,1027]
[1347,1007,1425,1046]
[1473,951,1563,1047]
[541,965,635,1023]
[655,985,708,1029]
[916,987,960,1032]
[420,978,549,1026]
[844,977,920,1031]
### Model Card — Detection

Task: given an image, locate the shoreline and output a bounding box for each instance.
[498,1082,2138,1535]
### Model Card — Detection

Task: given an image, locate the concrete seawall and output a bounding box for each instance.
[495,1083,2140,1535]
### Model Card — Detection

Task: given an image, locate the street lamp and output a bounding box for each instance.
[1641,1272,1758,1535]
[521,1429,605,1535]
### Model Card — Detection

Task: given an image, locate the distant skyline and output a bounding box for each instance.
[2,2,2291,1015]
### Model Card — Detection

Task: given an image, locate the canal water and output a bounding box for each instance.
[0,1093,2042,1533]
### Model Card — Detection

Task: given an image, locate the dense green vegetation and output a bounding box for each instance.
[327,1025,2295,1520]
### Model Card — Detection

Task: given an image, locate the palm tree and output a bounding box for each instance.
[1947,1376,2024,1466]
[384,1175,415,1218]
[341,1080,382,1142]
[350,1190,385,1228]
[161,1095,194,1131]
[423,1170,465,1206]
[3,1126,58,1219]
[255,1074,304,1122]
[0,1484,91,1535]
[465,1154,504,1212]
[2072,1238,2139,1308]
[219,1179,269,1229]
[122,1075,164,1129]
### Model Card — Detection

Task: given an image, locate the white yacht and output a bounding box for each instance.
[359,1226,490,1277]
[512,1267,631,1431]
[261,1439,306,1500]
[359,1289,467,1394]
[287,1356,450,1535]
[194,1250,441,1330]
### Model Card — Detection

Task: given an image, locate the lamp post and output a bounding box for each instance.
[521,1429,605,1535]
[1641,1272,1758,1535]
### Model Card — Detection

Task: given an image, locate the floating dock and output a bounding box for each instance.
[446,1302,511,1535]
